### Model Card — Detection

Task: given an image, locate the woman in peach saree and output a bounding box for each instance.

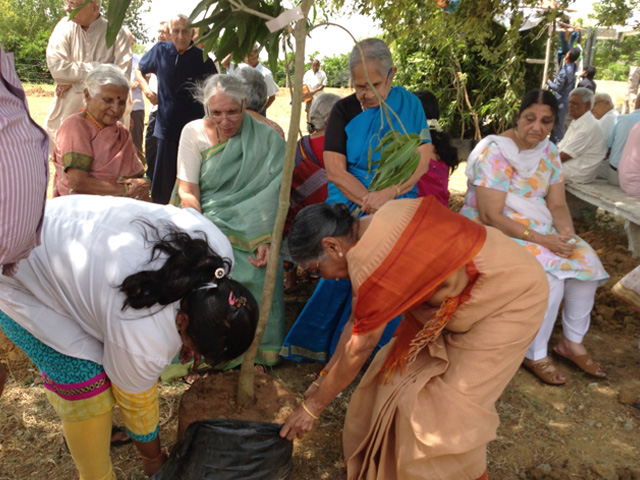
[280,197,548,479]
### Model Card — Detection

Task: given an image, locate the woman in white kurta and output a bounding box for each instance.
[0,195,258,479]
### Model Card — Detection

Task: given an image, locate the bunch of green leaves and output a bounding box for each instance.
[187,0,285,72]
[367,130,421,191]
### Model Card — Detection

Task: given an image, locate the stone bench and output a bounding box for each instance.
[564,179,640,258]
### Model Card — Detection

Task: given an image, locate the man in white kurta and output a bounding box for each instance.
[302,58,327,113]
[222,44,279,115]
[43,0,131,153]
[558,88,607,184]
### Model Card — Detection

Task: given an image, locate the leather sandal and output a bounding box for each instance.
[522,358,566,385]
[553,347,606,378]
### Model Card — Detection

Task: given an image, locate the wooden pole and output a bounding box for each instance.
[542,21,553,89]
[237,0,314,406]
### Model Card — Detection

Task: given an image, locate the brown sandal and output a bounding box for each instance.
[522,358,566,385]
[553,347,606,378]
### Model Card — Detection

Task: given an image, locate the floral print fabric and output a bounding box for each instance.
[460,140,608,283]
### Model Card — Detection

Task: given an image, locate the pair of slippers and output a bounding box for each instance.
[523,348,606,385]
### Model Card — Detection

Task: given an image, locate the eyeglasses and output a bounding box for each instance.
[301,259,321,278]
[65,0,88,9]
[209,109,243,121]
[354,69,393,95]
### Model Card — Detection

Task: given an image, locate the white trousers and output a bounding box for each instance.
[526,274,599,361]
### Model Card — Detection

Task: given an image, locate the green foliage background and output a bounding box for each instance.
[0,0,150,83]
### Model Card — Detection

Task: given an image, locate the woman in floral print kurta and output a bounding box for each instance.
[461,89,609,385]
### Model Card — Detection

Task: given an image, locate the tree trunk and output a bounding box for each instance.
[237,0,314,406]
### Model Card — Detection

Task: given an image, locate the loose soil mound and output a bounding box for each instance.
[177,370,296,440]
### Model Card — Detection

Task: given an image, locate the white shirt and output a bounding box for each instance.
[0,195,233,393]
[177,119,210,184]
[598,108,618,144]
[303,69,327,90]
[130,53,144,112]
[558,111,607,184]
[228,61,279,97]
[43,16,131,151]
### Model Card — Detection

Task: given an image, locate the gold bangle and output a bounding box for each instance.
[301,400,319,420]
[522,228,530,240]
[312,381,320,388]
[318,368,329,377]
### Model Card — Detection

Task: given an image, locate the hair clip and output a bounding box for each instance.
[197,282,218,291]
[235,296,248,308]
[214,267,226,279]
[228,291,237,306]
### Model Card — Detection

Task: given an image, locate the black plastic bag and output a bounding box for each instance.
[151,419,293,480]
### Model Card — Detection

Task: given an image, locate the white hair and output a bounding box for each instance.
[348,38,393,79]
[571,87,595,107]
[85,64,129,97]
[198,74,245,113]
[170,14,190,31]
[308,93,341,133]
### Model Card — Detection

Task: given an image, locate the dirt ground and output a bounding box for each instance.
[2,88,640,479]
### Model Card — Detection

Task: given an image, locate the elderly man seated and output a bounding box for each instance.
[606,95,640,186]
[592,93,618,141]
[558,87,607,184]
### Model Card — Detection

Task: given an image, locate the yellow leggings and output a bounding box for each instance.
[62,410,116,480]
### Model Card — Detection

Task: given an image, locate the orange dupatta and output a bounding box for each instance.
[350,197,486,381]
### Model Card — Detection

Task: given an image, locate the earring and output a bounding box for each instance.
[338,252,343,258]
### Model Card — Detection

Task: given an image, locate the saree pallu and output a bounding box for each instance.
[342,200,548,479]
[200,114,286,365]
[52,113,145,196]
[284,135,328,236]
[280,87,427,363]
[0,310,159,442]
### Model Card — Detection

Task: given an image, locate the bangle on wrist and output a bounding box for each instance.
[122,183,129,197]
[522,228,531,240]
[141,450,164,462]
[301,400,320,420]
[312,381,320,388]
[318,368,329,378]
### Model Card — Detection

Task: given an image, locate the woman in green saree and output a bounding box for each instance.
[176,74,286,367]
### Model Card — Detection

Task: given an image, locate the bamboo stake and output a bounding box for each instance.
[237,0,314,406]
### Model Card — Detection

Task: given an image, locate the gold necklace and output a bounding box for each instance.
[83,108,103,130]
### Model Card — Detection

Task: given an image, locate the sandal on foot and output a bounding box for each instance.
[553,347,606,378]
[110,425,132,447]
[522,358,566,385]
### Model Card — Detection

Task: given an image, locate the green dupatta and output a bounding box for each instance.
[199,113,286,252]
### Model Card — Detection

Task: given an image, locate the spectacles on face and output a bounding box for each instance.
[65,0,87,10]
[300,258,321,278]
[354,68,393,96]
[209,107,244,121]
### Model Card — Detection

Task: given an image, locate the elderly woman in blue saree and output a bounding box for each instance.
[280,38,437,363]
[176,74,286,368]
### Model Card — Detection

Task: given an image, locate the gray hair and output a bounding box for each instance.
[570,87,595,107]
[288,203,355,263]
[170,14,190,31]
[236,67,267,112]
[348,38,393,79]
[199,74,245,112]
[308,93,341,133]
[594,93,613,108]
[85,64,130,97]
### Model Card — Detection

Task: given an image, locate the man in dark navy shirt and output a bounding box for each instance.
[136,14,217,204]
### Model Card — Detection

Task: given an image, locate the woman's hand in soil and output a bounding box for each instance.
[279,402,320,440]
